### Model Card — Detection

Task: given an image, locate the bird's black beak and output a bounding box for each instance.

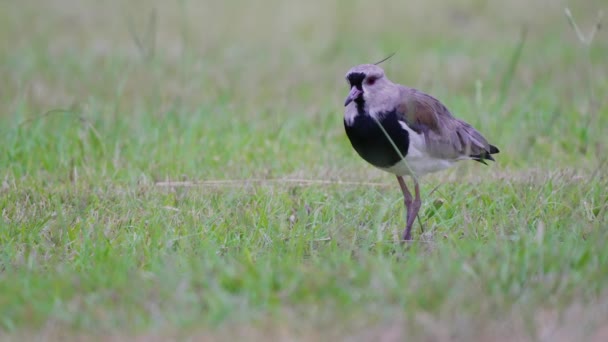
[344,87,362,107]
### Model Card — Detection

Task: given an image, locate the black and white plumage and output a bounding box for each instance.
[343,64,499,241]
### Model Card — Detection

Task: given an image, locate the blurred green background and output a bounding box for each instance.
[0,0,606,340]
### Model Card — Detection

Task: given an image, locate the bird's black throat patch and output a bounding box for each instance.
[344,110,410,168]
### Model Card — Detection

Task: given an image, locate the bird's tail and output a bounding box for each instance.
[471,144,500,165]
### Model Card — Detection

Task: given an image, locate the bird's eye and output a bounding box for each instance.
[366,77,376,86]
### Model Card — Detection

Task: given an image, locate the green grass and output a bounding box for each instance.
[1,0,607,340]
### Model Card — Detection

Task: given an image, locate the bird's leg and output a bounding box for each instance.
[404,181,422,240]
[396,176,414,241]
[396,176,413,206]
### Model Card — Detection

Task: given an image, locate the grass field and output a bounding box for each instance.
[1,0,607,340]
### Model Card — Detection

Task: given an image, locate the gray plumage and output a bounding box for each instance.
[342,63,499,241]
[344,64,498,167]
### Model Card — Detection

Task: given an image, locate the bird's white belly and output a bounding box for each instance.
[379,120,455,177]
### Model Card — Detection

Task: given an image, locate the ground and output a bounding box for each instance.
[0,0,607,340]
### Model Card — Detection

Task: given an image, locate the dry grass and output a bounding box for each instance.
[6,297,608,342]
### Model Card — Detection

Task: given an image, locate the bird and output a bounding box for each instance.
[343,61,499,241]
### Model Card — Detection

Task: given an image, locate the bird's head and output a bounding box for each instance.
[344,64,392,107]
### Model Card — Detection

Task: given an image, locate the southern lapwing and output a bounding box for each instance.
[343,62,499,241]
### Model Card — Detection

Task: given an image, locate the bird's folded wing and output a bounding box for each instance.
[396,86,492,159]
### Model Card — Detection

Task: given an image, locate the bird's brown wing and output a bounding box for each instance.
[395,86,495,161]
